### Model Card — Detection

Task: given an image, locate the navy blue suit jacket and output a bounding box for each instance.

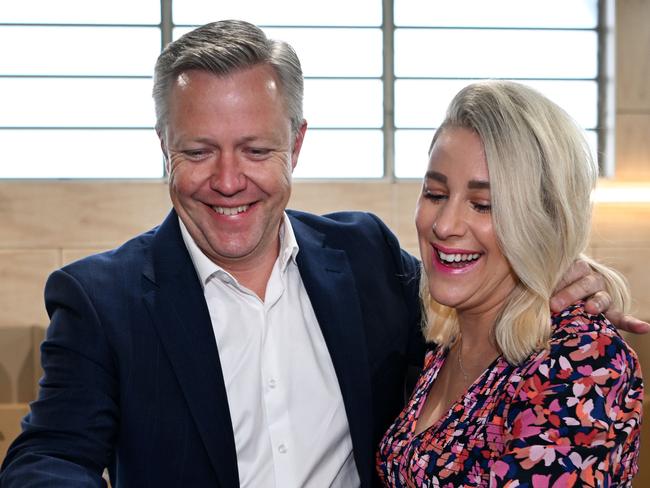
[0,209,424,487]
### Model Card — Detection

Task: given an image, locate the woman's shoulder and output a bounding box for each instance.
[520,302,641,387]
[551,301,617,337]
[550,302,635,358]
[497,306,642,487]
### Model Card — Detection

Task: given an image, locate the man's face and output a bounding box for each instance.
[161,66,306,272]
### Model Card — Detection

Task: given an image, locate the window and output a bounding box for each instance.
[394,0,600,177]
[0,1,161,178]
[0,0,603,179]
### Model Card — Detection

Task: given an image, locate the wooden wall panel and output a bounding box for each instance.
[615,114,650,180]
[391,181,421,255]
[616,0,650,111]
[591,246,650,319]
[0,182,170,249]
[0,251,58,327]
[591,203,650,246]
[289,181,395,228]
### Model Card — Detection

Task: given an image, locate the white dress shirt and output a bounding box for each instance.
[179,215,360,488]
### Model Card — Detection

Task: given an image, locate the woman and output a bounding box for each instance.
[377,81,643,486]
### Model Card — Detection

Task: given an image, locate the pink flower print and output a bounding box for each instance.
[531,473,550,488]
[568,451,598,470]
[490,459,509,479]
[519,375,554,406]
[570,334,612,362]
[467,463,484,484]
[518,445,556,469]
[511,408,543,439]
[516,440,571,470]
[551,472,578,487]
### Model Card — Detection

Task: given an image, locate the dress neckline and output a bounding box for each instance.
[412,346,505,438]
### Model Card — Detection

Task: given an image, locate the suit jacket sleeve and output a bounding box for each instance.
[367,212,425,369]
[0,268,117,487]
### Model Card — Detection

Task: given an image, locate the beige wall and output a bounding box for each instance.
[614,2,650,486]
[616,0,650,181]
[0,0,648,480]
[1,182,648,327]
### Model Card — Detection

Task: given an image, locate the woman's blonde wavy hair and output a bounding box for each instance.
[420,81,630,364]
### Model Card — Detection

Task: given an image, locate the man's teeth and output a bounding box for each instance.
[438,251,480,263]
[213,205,250,216]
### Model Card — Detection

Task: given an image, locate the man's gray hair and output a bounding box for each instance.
[153,19,304,134]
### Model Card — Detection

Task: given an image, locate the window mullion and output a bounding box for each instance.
[382,0,396,181]
[161,0,173,48]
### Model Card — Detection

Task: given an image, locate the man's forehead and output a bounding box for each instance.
[175,71,191,88]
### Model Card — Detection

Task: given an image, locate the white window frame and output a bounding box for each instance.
[0,0,610,179]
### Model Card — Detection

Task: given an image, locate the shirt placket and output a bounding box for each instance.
[261,264,295,487]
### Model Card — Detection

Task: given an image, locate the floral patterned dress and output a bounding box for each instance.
[376,303,643,487]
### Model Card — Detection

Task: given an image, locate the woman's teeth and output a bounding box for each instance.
[438,251,480,264]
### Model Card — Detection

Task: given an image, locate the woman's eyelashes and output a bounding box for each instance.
[423,189,491,214]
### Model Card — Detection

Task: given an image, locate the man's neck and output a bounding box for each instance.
[178,216,283,301]
[225,251,278,301]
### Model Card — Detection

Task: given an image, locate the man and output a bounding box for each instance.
[1,20,645,488]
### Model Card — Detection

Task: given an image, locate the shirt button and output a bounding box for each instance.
[278,444,287,454]
[268,378,277,389]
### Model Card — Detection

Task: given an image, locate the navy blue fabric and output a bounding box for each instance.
[0,209,424,488]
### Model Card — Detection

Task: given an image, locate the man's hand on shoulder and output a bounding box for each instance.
[550,259,650,334]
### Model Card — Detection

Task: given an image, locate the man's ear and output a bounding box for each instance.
[290,120,308,171]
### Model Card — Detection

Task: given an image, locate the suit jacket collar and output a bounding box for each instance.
[143,210,239,487]
[142,210,373,488]
[289,214,374,488]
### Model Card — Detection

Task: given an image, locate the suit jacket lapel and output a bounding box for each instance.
[290,216,374,488]
[142,211,239,487]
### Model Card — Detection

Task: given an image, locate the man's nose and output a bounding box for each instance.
[209,151,247,196]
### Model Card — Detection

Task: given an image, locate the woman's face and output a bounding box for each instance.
[415,126,517,318]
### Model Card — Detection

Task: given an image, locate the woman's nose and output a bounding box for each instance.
[432,201,466,239]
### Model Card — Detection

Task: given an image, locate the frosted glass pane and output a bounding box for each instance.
[395,129,435,179]
[0,130,163,178]
[395,80,469,128]
[0,0,160,24]
[395,0,597,28]
[174,0,381,26]
[294,130,383,178]
[518,80,598,129]
[0,27,161,76]
[0,78,155,128]
[395,29,597,78]
[395,129,600,180]
[395,80,598,129]
[174,27,383,77]
[268,28,382,77]
[304,79,383,128]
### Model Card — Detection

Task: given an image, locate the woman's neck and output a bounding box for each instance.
[456,305,499,347]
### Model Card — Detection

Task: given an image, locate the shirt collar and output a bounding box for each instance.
[179,213,299,288]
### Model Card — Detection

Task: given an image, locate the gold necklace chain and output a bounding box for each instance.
[456,336,470,383]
